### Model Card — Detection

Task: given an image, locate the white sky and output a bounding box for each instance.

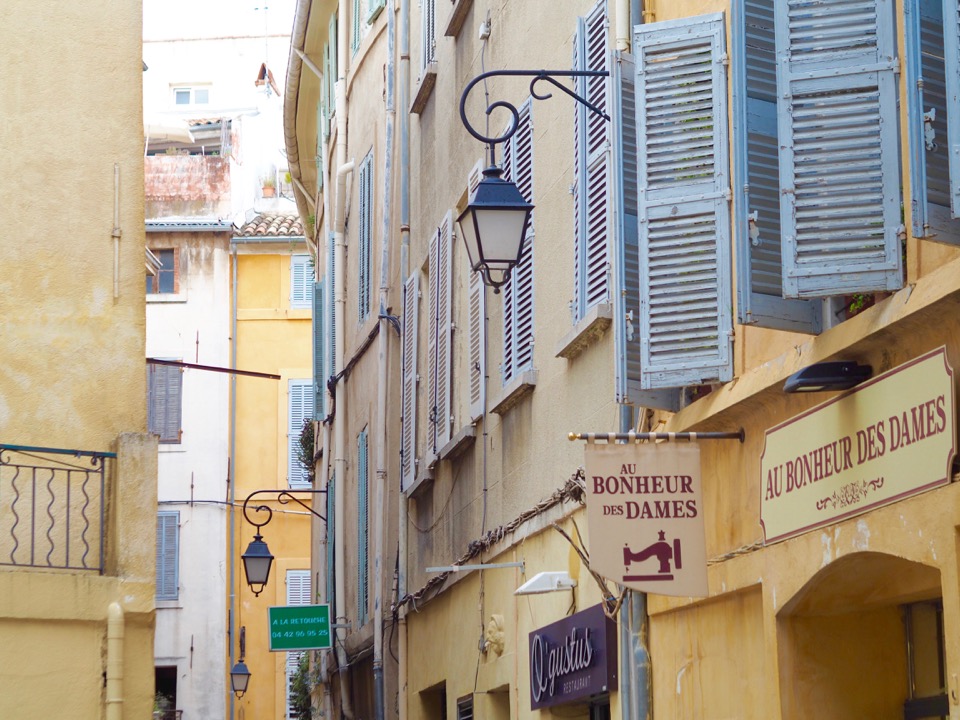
[143,0,297,42]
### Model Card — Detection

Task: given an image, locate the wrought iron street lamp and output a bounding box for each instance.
[457,69,609,292]
[231,626,252,698]
[240,488,326,596]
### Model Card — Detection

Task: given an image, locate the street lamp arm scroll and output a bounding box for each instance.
[242,488,328,526]
[458,69,610,149]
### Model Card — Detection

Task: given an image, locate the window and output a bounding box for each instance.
[456,696,473,720]
[572,0,611,322]
[286,570,311,719]
[903,599,947,719]
[148,362,183,443]
[288,380,312,489]
[906,0,960,245]
[368,0,385,22]
[313,277,326,420]
[156,512,179,600]
[291,254,314,309]
[501,99,535,386]
[351,0,363,54]
[172,86,210,105]
[358,152,373,323]
[427,212,453,452]
[400,274,419,491]
[357,429,369,624]
[146,248,178,294]
[420,0,436,73]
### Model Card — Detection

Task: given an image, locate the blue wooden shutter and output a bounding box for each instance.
[148,362,183,443]
[945,0,960,219]
[427,213,453,452]
[502,99,535,385]
[356,430,369,624]
[421,0,436,72]
[289,380,312,489]
[358,153,373,322]
[732,0,821,332]
[775,0,903,297]
[573,1,611,322]
[634,14,734,389]
[400,274,419,491]
[156,512,179,600]
[612,51,682,411]
[313,279,325,419]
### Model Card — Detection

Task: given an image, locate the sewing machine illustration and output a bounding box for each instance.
[622,530,682,582]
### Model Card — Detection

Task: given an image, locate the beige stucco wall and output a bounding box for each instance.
[0,1,157,718]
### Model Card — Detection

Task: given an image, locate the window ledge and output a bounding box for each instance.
[411,64,438,115]
[491,370,538,416]
[147,294,187,304]
[156,600,182,609]
[438,424,476,461]
[406,453,437,498]
[444,0,474,37]
[554,303,613,359]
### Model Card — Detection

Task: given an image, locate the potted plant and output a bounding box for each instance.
[262,175,276,197]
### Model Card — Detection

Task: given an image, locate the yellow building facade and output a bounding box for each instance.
[288,0,960,718]
[229,217,316,719]
[0,1,157,718]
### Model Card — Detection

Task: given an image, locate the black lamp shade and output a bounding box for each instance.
[456,166,533,292]
[783,361,872,393]
[230,660,251,697]
[241,534,274,596]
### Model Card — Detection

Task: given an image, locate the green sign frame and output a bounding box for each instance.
[268,604,332,651]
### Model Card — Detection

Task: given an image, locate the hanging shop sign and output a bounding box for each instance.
[528,604,617,710]
[584,442,708,597]
[761,346,956,544]
[268,604,332,651]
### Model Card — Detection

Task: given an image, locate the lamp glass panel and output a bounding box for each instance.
[473,208,527,262]
[243,554,272,587]
[457,213,482,270]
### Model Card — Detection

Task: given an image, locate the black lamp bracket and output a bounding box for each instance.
[459,69,610,164]
[242,488,328,530]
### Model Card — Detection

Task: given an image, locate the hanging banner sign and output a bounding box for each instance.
[584,442,708,597]
[761,347,956,545]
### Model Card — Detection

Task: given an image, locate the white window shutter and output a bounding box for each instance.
[400,273,419,491]
[502,99,535,385]
[288,380,312,489]
[291,255,314,309]
[352,0,362,53]
[946,0,960,219]
[356,430,369,624]
[429,212,453,451]
[156,512,179,600]
[358,154,373,322]
[775,0,903,297]
[468,267,486,421]
[634,14,734,389]
[731,0,821,332]
[421,0,436,72]
[611,50,682,411]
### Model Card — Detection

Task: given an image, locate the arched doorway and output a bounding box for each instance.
[777,552,945,720]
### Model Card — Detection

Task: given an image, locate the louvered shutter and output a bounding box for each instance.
[905,0,958,242]
[325,477,336,604]
[573,1,611,322]
[732,0,821,331]
[358,154,373,322]
[369,0,386,20]
[467,268,486,421]
[400,274,419,491]
[289,380,312,489]
[313,280,325,419]
[775,0,902,297]
[291,255,313,309]
[427,214,453,452]
[946,0,960,219]
[501,99,535,386]
[356,430,369,625]
[611,51,682,411]
[156,512,179,600]
[634,14,734,389]
[421,0,436,72]
[149,363,183,443]
[327,236,337,378]
[286,570,311,719]
[352,0,362,53]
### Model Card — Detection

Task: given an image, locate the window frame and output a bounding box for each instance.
[147,247,180,295]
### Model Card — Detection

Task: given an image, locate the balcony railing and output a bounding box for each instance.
[0,443,113,573]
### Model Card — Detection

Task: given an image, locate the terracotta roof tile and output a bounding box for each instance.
[236,213,304,237]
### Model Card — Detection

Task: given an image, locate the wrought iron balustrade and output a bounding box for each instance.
[0,443,113,573]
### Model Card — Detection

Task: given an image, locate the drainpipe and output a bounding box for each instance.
[397,0,411,718]
[106,602,124,720]
[112,163,122,301]
[228,244,239,720]
[641,0,655,24]
[372,4,396,720]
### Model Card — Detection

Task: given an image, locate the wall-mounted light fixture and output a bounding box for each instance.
[230,626,251,698]
[457,69,609,292]
[783,361,872,393]
[240,489,327,596]
[514,571,577,596]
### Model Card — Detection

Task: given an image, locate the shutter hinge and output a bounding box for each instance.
[748,211,761,247]
[924,108,938,151]
[896,225,907,242]
[718,52,729,66]
[625,310,634,342]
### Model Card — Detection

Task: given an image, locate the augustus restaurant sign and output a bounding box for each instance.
[528,604,617,710]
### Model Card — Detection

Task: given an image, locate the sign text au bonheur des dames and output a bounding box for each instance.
[760,347,956,544]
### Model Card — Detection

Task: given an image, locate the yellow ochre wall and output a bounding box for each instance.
[231,248,314,719]
[0,2,157,719]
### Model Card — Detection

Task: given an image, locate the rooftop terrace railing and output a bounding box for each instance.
[0,443,114,573]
